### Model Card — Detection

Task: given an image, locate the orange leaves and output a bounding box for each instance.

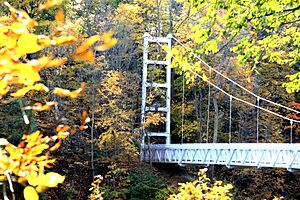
[75,35,100,54]
[73,32,117,64]
[290,101,300,109]
[24,102,58,111]
[53,83,86,99]
[56,125,70,139]
[80,111,90,130]
[73,35,99,64]
[55,8,65,22]
[73,49,95,64]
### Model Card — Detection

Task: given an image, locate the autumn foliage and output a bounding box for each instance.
[168,168,233,200]
[0,0,116,199]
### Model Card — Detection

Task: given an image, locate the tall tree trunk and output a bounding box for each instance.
[213,93,219,143]
[169,0,174,34]
[156,0,161,36]
[212,47,230,143]
[194,86,203,142]
[199,87,203,142]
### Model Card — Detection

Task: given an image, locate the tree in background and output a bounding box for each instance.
[0,0,116,199]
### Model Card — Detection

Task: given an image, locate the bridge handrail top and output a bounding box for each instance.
[142,143,300,150]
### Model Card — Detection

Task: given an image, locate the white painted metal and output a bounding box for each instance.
[147,132,169,137]
[141,143,300,171]
[166,34,172,145]
[141,33,172,145]
[145,106,168,112]
[141,33,149,145]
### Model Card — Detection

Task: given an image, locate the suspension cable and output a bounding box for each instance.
[188,69,300,123]
[290,120,293,144]
[229,95,232,143]
[256,97,260,143]
[206,69,212,143]
[171,36,300,115]
[181,72,185,144]
[152,35,300,125]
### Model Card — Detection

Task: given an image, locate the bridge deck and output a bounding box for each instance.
[141,143,300,171]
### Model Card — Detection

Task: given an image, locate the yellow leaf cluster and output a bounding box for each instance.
[0,2,114,199]
[53,82,86,99]
[168,168,233,200]
[0,2,116,99]
[23,171,65,200]
[0,131,62,180]
[143,113,166,128]
[0,128,70,199]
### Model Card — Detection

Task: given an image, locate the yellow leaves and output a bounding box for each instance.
[10,22,28,34]
[27,171,64,188]
[0,80,9,96]
[168,168,233,200]
[4,2,36,28]
[53,83,86,99]
[44,172,65,187]
[24,186,39,200]
[144,113,166,128]
[0,175,7,181]
[11,83,49,97]
[29,57,67,71]
[35,185,48,193]
[24,172,64,199]
[0,129,68,191]
[38,0,63,10]
[96,31,117,51]
[53,35,77,46]
[202,73,209,82]
[0,3,114,99]
[37,35,53,47]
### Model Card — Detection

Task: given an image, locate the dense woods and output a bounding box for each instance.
[0,0,300,199]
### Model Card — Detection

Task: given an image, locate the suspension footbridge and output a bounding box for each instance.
[140,33,300,171]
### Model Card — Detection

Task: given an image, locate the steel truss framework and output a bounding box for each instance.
[141,143,300,171]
